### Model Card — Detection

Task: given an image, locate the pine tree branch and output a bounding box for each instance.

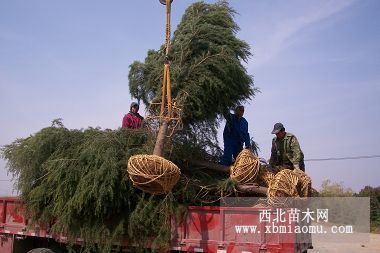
[188,50,227,76]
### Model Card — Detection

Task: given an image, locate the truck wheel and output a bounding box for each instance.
[27,248,55,253]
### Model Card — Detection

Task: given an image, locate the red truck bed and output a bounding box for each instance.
[171,206,311,253]
[1,197,311,253]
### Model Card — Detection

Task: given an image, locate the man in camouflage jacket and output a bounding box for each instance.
[269,123,305,171]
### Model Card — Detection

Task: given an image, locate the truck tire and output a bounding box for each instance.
[27,248,55,253]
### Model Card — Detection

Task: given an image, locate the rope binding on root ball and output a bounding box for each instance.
[266,168,313,206]
[230,149,260,185]
[267,169,300,206]
[127,154,181,195]
[292,168,312,197]
[256,167,275,187]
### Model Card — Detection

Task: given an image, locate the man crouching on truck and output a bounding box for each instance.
[122,102,144,129]
[269,122,305,171]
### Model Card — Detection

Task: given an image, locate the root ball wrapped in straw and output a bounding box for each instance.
[268,169,299,198]
[267,168,312,206]
[127,154,181,195]
[230,149,260,184]
[267,169,299,206]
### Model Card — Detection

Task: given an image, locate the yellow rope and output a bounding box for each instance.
[145,100,184,137]
[266,168,312,206]
[166,64,172,118]
[267,169,299,206]
[158,0,173,120]
[147,0,181,129]
[259,168,275,187]
[230,149,260,184]
[160,64,168,118]
[293,168,312,197]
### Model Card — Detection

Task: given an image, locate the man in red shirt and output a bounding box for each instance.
[122,102,144,129]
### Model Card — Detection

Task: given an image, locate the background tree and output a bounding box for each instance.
[319,180,354,197]
[356,186,380,232]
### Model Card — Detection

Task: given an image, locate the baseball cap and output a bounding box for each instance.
[271,122,284,134]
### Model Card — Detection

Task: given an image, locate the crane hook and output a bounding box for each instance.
[159,0,173,5]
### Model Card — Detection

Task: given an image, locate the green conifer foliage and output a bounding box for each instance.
[1,121,154,251]
[1,120,237,251]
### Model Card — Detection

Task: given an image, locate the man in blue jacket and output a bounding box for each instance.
[221,105,251,166]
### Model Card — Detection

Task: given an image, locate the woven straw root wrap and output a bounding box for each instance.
[293,168,312,198]
[258,167,275,187]
[230,149,260,184]
[267,169,312,206]
[127,154,181,195]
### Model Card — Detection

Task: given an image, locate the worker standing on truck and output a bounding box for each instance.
[221,105,251,166]
[269,122,305,171]
[122,102,144,129]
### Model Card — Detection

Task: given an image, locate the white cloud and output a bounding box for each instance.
[253,0,355,67]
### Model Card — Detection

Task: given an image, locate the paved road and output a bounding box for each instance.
[309,233,380,253]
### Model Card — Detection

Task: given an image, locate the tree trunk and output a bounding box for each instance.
[237,183,268,195]
[190,160,230,173]
[191,160,268,195]
[153,119,169,157]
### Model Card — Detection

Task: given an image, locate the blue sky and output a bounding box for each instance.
[1,0,379,195]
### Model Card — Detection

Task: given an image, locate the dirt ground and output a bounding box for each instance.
[309,233,380,253]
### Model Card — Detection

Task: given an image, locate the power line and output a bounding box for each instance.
[1,155,379,173]
[305,155,380,162]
